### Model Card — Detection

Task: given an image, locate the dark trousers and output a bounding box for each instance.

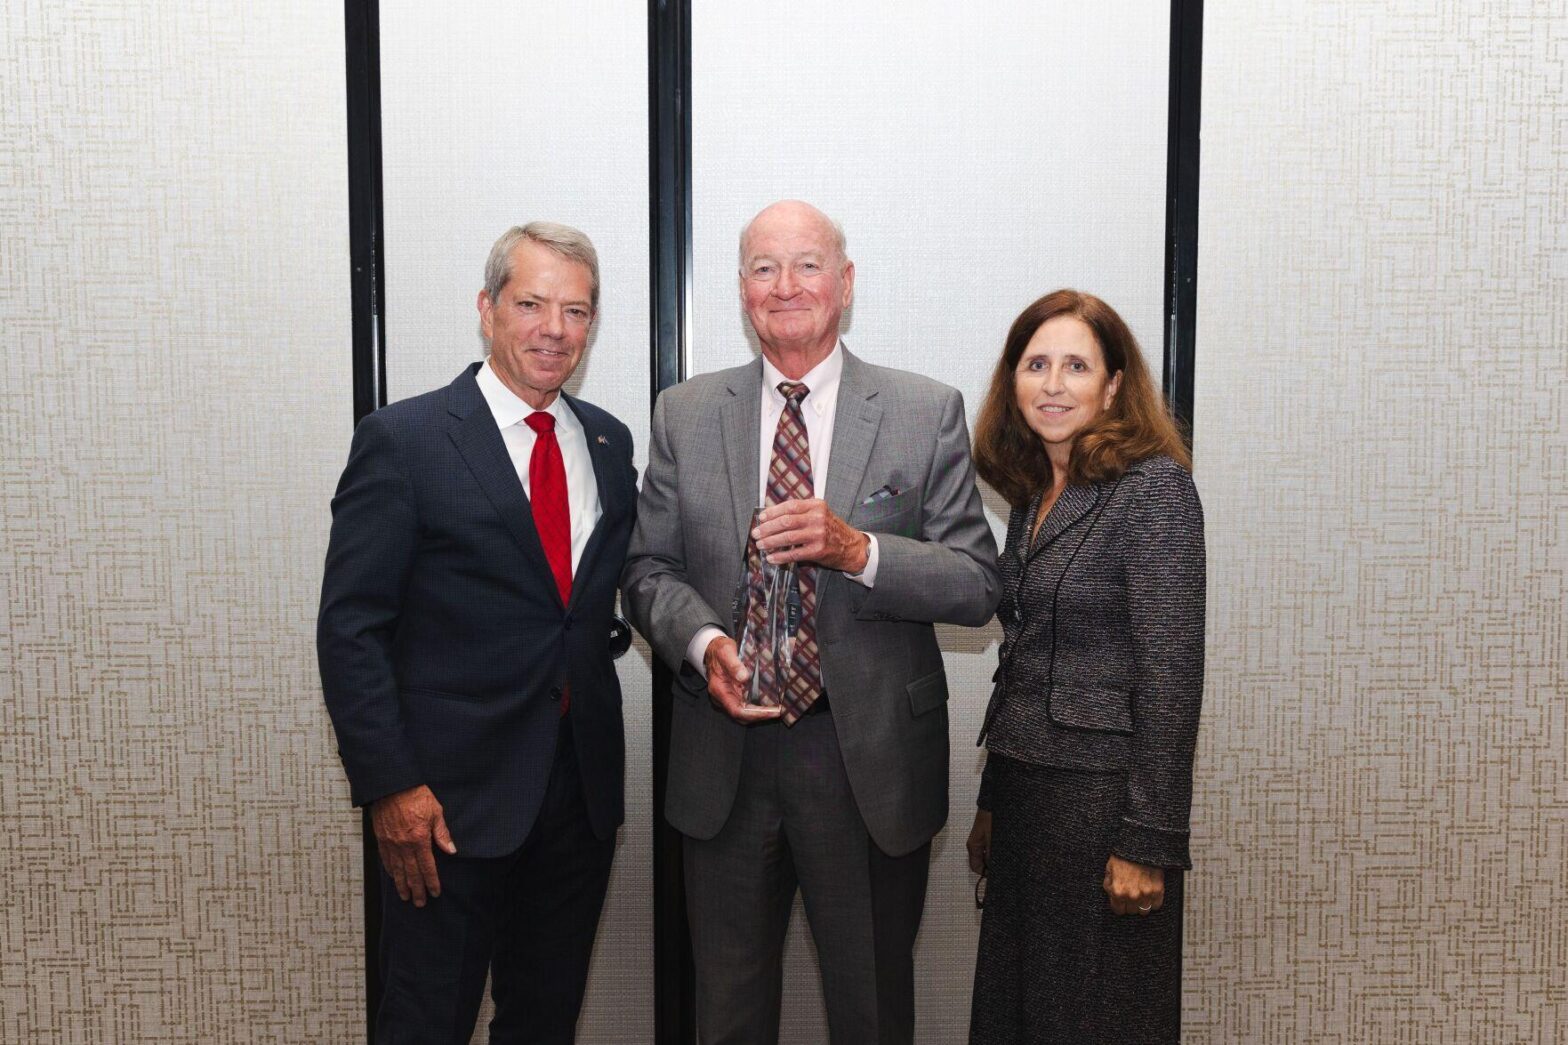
[375,717,617,1045]
[683,709,932,1045]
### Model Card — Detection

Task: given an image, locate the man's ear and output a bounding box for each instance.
[841,259,855,309]
[477,289,494,340]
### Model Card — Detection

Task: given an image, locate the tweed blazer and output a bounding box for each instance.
[979,454,1204,868]
[622,347,1000,857]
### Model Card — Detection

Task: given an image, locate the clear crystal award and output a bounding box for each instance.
[733,507,800,706]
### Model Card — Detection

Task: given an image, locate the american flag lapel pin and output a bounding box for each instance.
[596,434,609,445]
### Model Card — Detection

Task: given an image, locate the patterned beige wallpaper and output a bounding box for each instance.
[6,0,1565,1042]
[2,3,361,1041]
[1189,1,1567,1040]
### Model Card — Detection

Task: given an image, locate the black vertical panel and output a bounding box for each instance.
[649,0,691,402]
[1163,0,1203,438]
[343,0,387,1040]
[1162,9,1202,1028]
[345,0,388,425]
[648,1,694,1043]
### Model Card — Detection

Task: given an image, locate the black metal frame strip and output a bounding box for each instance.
[343,0,387,1040]
[1163,0,1204,437]
[1161,2,1202,1037]
[648,3,694,1042]
[346,0,387,425]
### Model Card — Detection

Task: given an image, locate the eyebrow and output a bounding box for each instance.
[748,250,828,263]
[515,291,592,308]
[1020,350,1094,362]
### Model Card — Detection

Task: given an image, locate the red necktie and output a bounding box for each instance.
[525,411,573,602]
[525,411,572,714]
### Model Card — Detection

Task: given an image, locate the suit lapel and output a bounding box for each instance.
[445,366,564,609]
[1025,482,1102,562]
[564,394,622,610]
[721,362,764,558]
[824,349,882,521]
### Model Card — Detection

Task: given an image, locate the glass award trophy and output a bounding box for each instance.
[733,507,801,707]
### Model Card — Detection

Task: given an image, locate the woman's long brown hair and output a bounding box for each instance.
[973,289,1190,508]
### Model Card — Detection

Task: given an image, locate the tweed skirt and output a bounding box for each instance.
[969,756,1184,1044]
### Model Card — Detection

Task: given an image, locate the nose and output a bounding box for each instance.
[773,268,800,298]
[1042,363,1066,396]
[539,306,566,339]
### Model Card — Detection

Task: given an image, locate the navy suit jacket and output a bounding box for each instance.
[317,363,637,857]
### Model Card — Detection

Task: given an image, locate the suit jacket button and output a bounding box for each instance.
[549,686,563,701]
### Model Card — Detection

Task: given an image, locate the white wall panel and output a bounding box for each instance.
[377,4,651,1041]
[690,3,1171,1040]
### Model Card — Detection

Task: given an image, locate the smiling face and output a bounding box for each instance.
[739,201,854,370]
[477,239,594,409]
[1014,315,1122,458]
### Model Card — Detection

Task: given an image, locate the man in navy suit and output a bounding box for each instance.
[317,222,638,1044]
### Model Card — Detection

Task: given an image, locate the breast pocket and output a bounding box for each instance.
[854,489,920,538]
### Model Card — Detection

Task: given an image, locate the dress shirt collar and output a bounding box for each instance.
[761,340,845,418]
[476,359,579,434]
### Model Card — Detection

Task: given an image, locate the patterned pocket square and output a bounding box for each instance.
[862,484,901,504]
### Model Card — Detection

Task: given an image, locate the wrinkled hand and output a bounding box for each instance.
[752,499,870,574]
[704,636,783,723]
[371,784,457,907]
[966,810,993,875]
[1103,854,1164,915]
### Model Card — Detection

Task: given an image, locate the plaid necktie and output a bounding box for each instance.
[742,381,824,723]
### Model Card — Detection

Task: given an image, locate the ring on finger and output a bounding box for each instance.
[1138,903,1153,912]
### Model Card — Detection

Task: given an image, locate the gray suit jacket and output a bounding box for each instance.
[622,348,1000,857]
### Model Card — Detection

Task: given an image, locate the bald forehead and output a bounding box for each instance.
[739,201,846,265]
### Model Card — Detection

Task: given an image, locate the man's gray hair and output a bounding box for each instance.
[483,222,600,311]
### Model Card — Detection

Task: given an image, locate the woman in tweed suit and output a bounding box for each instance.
[966,289,1204,1043]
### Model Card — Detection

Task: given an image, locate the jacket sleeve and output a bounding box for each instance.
[1112,466,1206,869]
[847,387,1001,627]
[315,412,425,807]
[977,753,996,812]
[620,391,727,672]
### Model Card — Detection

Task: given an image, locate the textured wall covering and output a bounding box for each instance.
[8,1,1563,1041]
[375,3,653,1040]
[1,2,359,1042]
[1189,1,1568,1040]
[690,3,1171,1040]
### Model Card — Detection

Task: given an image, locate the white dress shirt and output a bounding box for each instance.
[476,360,602,573]
[685,341,879,672]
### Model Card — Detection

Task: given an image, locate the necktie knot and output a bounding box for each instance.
[777,381,809,405]
[524,411,556,435]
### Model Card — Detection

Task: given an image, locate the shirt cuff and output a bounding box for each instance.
[843,533,878,587]
[686,625,727,676]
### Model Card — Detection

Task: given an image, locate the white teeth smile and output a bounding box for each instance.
[1040,405,1071,413]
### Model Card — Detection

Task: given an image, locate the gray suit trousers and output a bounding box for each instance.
[684,708,930,1045]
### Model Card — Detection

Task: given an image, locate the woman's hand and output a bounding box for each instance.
[966,811,993,875]
[1103,854,1164,915]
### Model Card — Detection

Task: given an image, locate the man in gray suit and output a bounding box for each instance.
[623,199,999,1043]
